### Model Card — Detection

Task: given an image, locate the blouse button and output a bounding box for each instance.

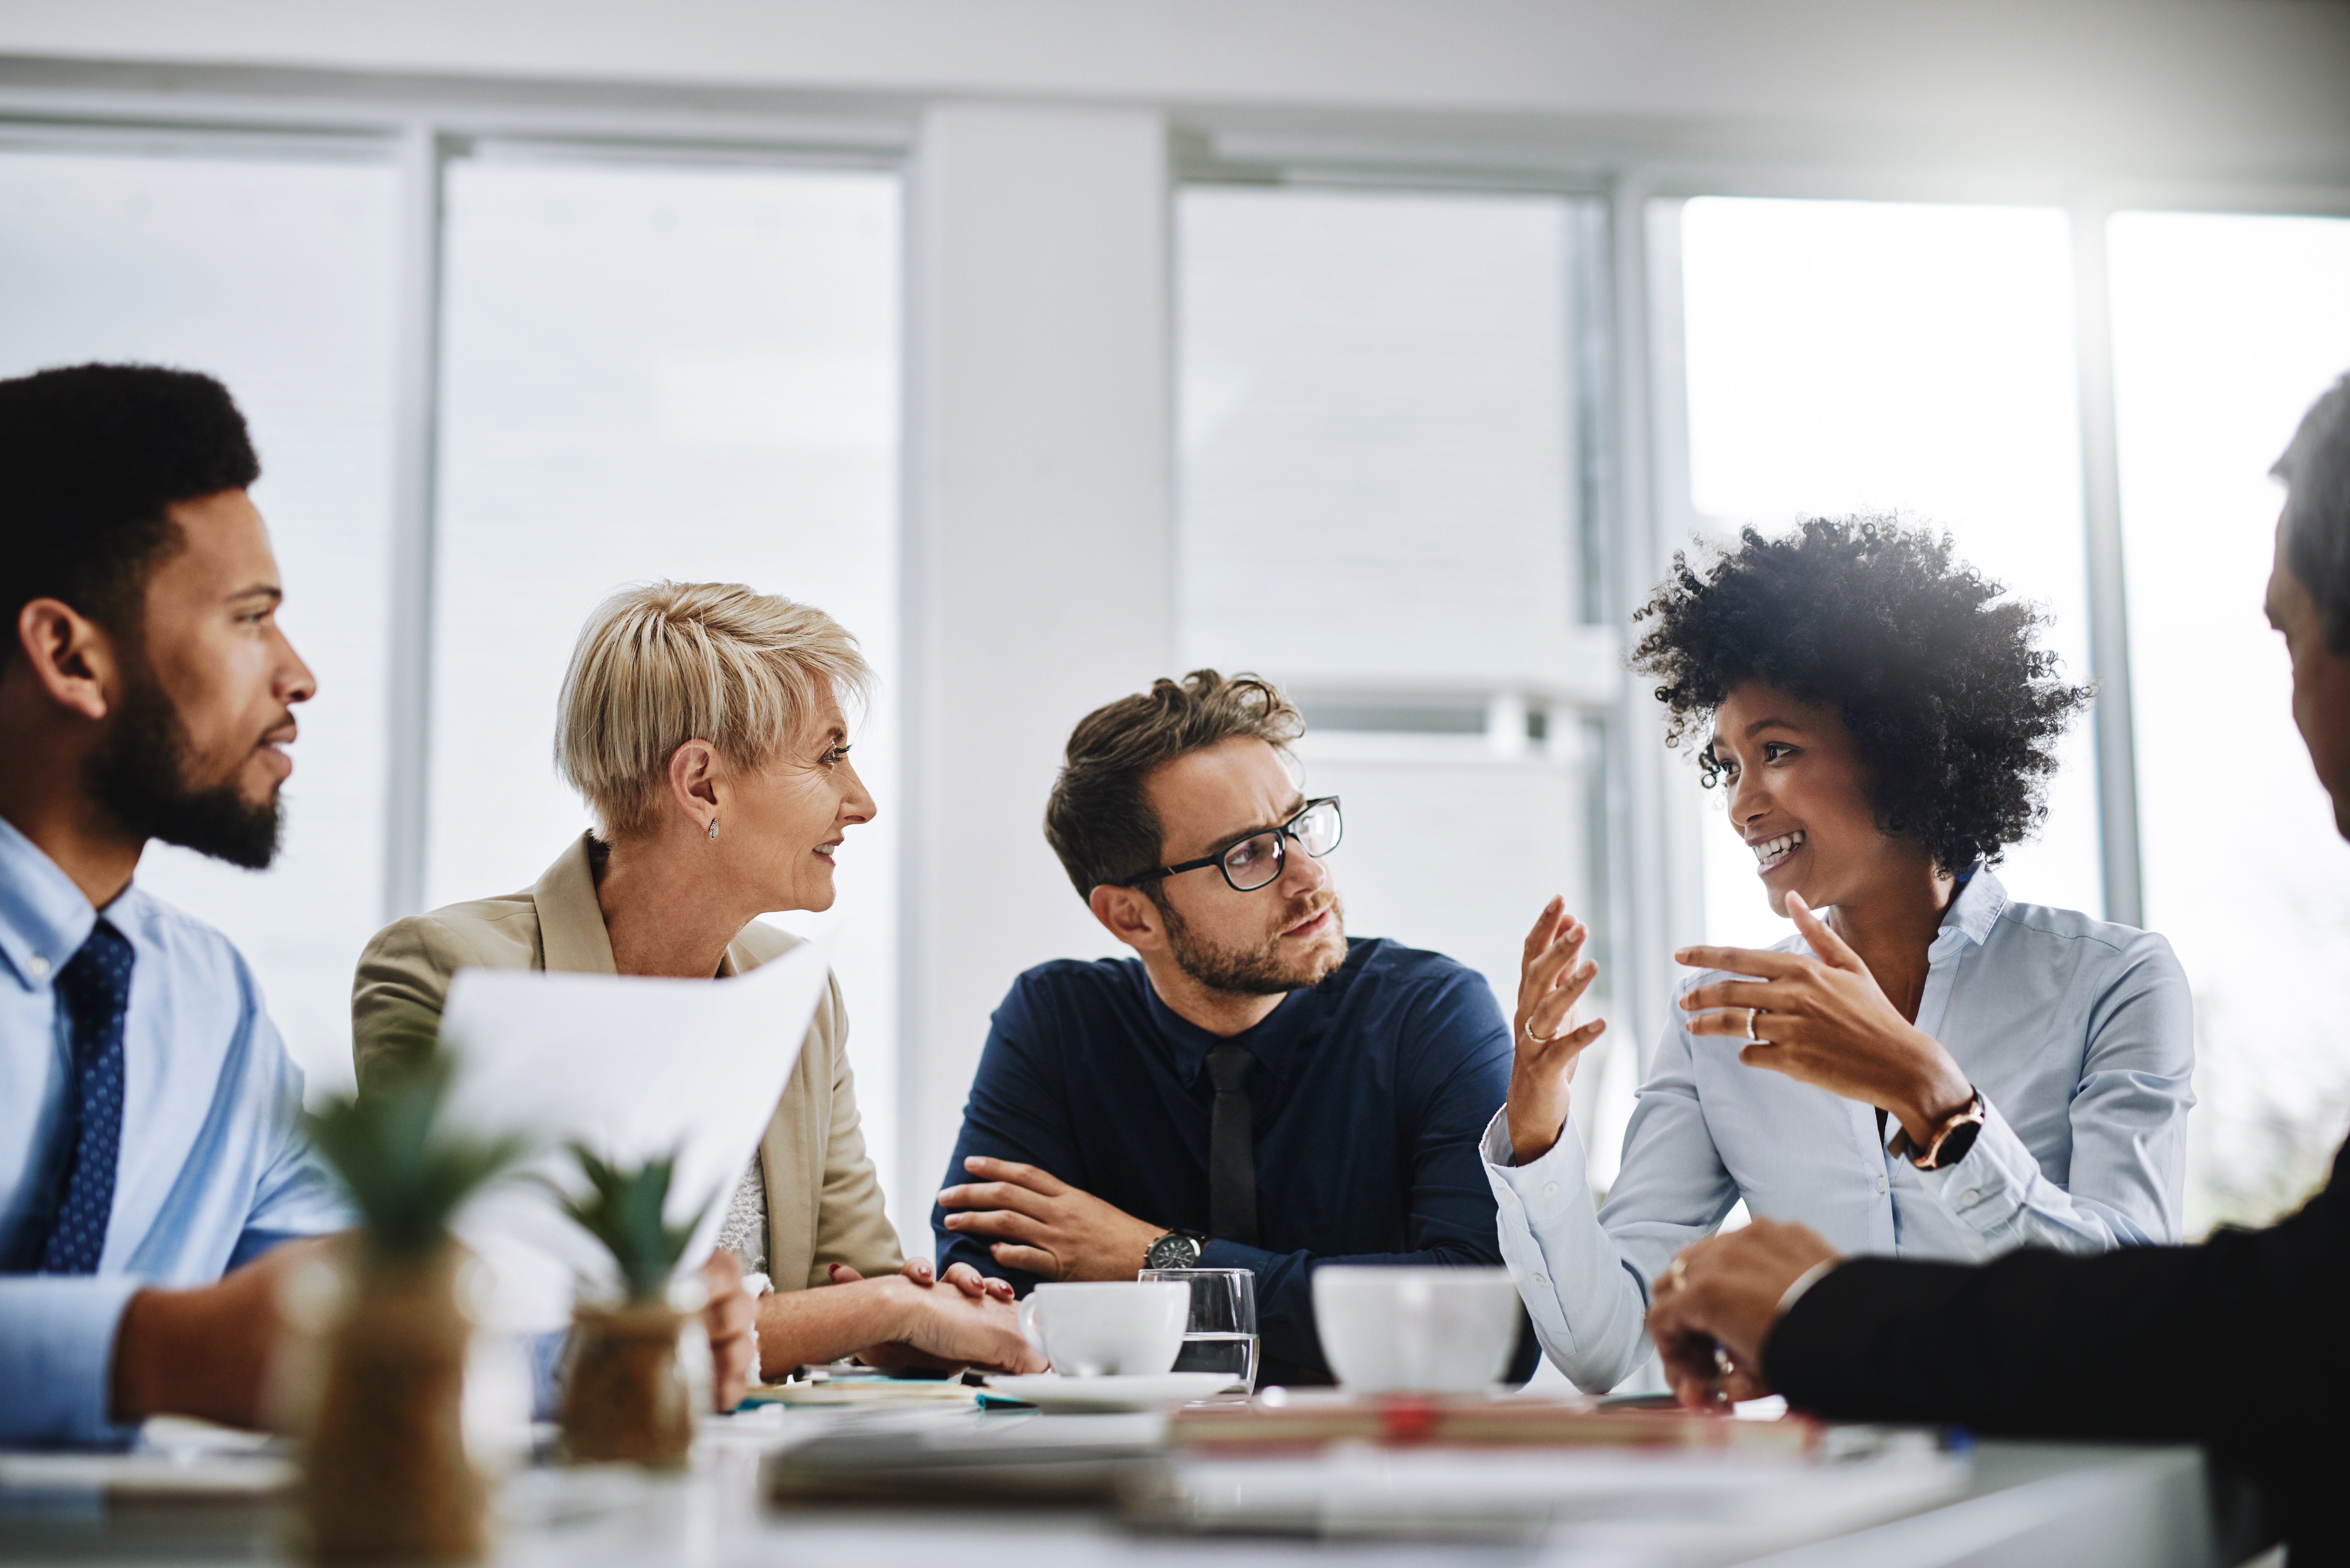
[1542,1182,1559,1198]
[26,955,49,979]
[1875,1174,1889,1195]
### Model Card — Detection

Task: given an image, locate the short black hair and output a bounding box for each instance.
[1629,515,2094,874]
[2276,372,2350,653]
[0,363,260,664]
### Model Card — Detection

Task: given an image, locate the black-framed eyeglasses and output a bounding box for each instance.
[1121,797,1344,894]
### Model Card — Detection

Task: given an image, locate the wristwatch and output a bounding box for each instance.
[1897,1090,1987,1171]
[1145,1230,1207,1269]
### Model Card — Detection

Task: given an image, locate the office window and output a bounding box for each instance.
[1177,184,1629,1169]
[1672,197,2102,948]
[428,154,905,1206]
[2110,210,2350,1233]
[0,145,399,1102]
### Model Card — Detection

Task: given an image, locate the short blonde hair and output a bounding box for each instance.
[554,581,872,839]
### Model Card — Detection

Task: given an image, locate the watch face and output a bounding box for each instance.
[1146,1234,1201,1269]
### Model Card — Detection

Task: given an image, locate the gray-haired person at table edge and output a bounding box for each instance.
[1493,517,2193,1393]
[934,671,1540,1386]
[1643,373,2350,1566]
[353,582,1040,1378]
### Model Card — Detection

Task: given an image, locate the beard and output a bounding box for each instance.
[1161,890,1347,996]
[84,658,283,871]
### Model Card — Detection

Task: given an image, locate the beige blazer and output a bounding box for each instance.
[350,833,903,1291]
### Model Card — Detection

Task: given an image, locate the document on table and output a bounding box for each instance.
[435,937,833,1331]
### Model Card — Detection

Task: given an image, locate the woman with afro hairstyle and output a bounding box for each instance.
[1482,517,2195,1395]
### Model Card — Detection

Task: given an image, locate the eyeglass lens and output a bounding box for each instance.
[1219,800,1342,892]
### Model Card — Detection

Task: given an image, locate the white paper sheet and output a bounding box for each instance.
[435,936,832,1331]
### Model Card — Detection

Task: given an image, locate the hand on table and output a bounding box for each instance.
[111,1233,339,1429]
[1646,1219,1841,1412]
[698,1251,757,1412]
[937,1156,1161,1281]
[854,1270,1046,1375]
[824,1258,1022,1373]
[1676,893,1974,1146]
[1505,896,1609,1165]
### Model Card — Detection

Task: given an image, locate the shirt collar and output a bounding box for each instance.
[1930,863,2009,957]
[1142,961,1328,1086]
[0,814,100,991]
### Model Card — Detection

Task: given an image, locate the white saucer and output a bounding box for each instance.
[983,1372,1237,1412]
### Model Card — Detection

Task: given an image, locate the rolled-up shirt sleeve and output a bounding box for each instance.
[1484,1017,1739,1394]
[0,1274,147,1446]
[1916,928,2193,1251]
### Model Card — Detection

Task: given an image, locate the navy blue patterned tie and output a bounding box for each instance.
[40,922,134,1275]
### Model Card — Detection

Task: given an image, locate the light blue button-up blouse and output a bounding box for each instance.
[1484,869,2195,1393]
[0,816,347,1446]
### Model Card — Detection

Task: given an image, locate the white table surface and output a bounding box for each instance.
[0,1407,2253,1568]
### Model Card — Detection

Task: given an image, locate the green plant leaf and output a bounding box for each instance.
[552,1142,716,1303]
[306,1033,528,1259]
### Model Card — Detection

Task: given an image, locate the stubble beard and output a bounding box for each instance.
[84,654,284,871]
[1161,890,1347,997]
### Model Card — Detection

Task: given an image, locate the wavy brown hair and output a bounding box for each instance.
[1044,670,1303,897]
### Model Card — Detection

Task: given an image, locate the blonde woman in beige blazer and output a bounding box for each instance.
[353,582,1038,1384]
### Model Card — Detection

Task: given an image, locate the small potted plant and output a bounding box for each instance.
[551,1145,715,1468]
[299,1043,525,1565]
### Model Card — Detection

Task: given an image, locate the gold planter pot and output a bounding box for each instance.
[301,1240,487,1564]
[558,1300,695,1469]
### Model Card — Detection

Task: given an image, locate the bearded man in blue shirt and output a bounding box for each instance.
[934,671,1536,1385]
[0,365,762,1445]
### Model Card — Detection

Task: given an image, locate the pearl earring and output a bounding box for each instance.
[706,819,720,841]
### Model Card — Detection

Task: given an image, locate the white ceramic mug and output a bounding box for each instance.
[1311,1266,1522,1393]
[1016,1282,1188,1377]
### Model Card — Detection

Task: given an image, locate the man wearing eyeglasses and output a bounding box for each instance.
[933,670,1536,1385]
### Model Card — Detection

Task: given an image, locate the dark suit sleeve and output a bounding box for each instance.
[1201,968,1538,1380]
[930,980,1084,1292]
[1767,1146,2350,1545]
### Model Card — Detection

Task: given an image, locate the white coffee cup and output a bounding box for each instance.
[1312,1266,1522,1393]
[1016,1282,1188,1377]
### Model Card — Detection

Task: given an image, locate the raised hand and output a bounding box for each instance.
[937,1156,1162,1281]
[1504,896,1609,1165]
[1674,892,1973,1146]
[1646,1219,1841,1412]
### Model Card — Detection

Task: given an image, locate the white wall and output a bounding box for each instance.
[900,102,1172,1244]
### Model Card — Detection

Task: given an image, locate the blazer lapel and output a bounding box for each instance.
[532,833,620,976]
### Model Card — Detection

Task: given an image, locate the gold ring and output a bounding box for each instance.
[1524,1017,1561,1046]
[1666,1256,1689,1292]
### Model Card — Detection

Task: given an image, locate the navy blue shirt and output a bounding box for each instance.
[934,936,1535,1380]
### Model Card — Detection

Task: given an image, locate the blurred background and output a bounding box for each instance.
[1,2,2346,1253]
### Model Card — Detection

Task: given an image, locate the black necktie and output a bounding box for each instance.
[37,922,136,1274]
[1206,1041,1260,1248]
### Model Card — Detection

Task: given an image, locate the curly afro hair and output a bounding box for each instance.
[1629,516,2093,874]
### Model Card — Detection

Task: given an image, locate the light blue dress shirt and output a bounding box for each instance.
[1485,869,2195,1393]
[0,816,346,1446]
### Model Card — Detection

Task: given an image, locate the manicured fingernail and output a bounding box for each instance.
[828,1263,843,1278]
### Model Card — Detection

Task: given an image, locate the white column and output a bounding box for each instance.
[897,101,1173,1248]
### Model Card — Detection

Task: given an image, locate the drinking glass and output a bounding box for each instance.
[1137,1267,1259,1393]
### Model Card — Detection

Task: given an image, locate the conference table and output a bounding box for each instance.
[0,1402,2270,1568]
